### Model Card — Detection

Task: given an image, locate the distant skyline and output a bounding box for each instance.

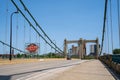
[0,0,119,54]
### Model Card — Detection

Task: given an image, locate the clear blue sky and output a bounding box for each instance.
[0,0,119,54]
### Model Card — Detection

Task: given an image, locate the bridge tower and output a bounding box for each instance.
[63,38,99,59]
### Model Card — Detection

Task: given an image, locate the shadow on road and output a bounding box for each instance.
[0,61,87,80]
[0,75,11,80]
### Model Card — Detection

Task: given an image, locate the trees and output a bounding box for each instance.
[113,49,120,54]
[17,53,21,58]
[15,53,64,58]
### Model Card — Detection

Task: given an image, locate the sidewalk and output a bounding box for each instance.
[52,60,115,80]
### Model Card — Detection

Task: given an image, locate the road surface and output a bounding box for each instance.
[0,59,85,80]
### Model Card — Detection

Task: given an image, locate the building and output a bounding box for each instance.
[90,44,99,56]
[71,45,80,58]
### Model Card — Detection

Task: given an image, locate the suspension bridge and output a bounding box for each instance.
[0,0,120,80]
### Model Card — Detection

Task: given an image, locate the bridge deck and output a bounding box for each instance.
[52,60,115,80]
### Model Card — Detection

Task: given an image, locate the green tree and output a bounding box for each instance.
[17,53,21,58]
[113,49,120,54]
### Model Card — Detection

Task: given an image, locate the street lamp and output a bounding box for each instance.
[9,11,18,61]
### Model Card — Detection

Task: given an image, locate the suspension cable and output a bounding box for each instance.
[23,17,26,51]
[19,0,63,53]
[100,0,108,55]
[36,25,38,43]
[117,0,120,48]
[44,41,47,58]
[105,26,107,54]
[16,13,18,49]
[4,0,9,54]
[0,40,27,54]
[110,0,114,53]
[51,47,53,58]
[29,26,31,43]
[106,12,110,54]
[38,38,40,55]
[11,0,62,53]
[11,0,63,53]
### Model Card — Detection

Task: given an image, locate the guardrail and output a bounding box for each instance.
[99,54,120,74]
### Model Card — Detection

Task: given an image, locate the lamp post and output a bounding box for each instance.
[9,11,18,61]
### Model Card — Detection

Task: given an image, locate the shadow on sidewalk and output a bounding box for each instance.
[100,60,120,80]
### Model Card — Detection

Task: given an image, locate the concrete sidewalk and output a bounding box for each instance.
[52,60,115,80]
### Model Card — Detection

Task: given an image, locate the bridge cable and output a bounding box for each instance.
[44,41,47,58]
[4,0,9,54]
[51,47,53,58]
[117,0,120,48]
[23,15,26,51]
[16,13,18,50]
[110,0,114,53]
[36,25,38,43]
[106,12,110,54]
[37,29,40,55]
[19,0,63,53]
[35,25,38,55]
[105,26,107,54]
[0,40,28,54]
[11,0,62,53]
[100,0,108,55]
[29,25,31,43]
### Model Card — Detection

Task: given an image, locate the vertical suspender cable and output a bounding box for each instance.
[44,41,47,58]
[15,13,18,54]
[36,25,38,43]
[110,0,114,53]
[23,20,25,51]
[4,0,9,54]
[35,25,38,55]
[38,33,40,55]
[106,12,110,54]
[117,0,120,48]
[23,11,27,52]
[38,37,40,55]
[50,47,52,58]
[16,14,18,49]
[29,26,31,43]
[5,0,8,43]
[23,16,26,51]
[105,26,107,54]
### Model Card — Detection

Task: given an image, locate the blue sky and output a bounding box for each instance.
[0,0,119,54]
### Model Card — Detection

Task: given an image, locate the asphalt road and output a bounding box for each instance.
[0,59,85,80]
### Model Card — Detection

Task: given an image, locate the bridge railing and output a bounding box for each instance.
[99,54,120,74]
